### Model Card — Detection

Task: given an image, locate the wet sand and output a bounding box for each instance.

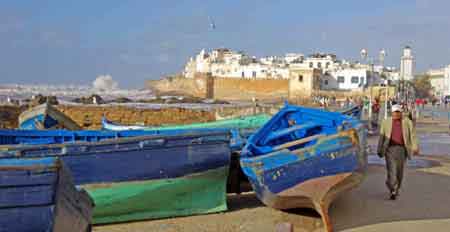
[94,126,450,232]
[332,157,450,232]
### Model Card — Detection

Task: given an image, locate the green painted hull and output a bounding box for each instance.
[144,114,270,130]
[84,166,229,224]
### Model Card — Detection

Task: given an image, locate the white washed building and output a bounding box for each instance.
[321,68,374,90]
[425,68,445,97]
[444,65,450,96]
[304,53,339,71]
[184,48,292,79]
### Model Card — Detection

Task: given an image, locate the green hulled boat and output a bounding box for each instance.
[85,166,228,224]
[0,131,232,224]
[102,114,271,131]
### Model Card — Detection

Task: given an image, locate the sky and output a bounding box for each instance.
[1,0,450,88]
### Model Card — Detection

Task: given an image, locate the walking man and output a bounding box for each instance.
[377,104,419,200]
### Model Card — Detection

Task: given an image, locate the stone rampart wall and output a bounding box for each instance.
[0,104,216,130]
[56,105,215,129]
[212,77,289,101]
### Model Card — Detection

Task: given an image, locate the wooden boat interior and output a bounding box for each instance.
[244,106,354,156]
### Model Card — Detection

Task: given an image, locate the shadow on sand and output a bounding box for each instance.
[227,192,264,212]
[331,165,450,231]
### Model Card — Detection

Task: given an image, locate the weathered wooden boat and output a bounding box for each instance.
[0,131,231,224]
[240,104,367,232]
[19,103,81,130]
[0,127,246,152]
[0,157,94,232]
[102,114,271,131]
[339,105,362,120]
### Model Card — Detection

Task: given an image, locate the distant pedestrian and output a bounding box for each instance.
[377,104,419,200]
[371,98,380,130]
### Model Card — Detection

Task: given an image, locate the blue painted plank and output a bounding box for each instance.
[0,205,55,232]
[0,157,93,232]
[0,132,231,186]
[0,185,55,208]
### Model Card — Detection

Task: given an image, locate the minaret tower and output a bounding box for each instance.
[400,46,414,81]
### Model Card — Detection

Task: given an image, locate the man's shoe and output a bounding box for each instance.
[390,190,398,200]
[390,194,397,200]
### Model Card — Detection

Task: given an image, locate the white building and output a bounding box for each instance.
[321,68,377,91]
[304,53,339,71]
[284,53,304,64]
[400,46,414,81]
[424,68,445,97]
[444,65,450,96]
[184,48,292,79]
[183,48,384,91]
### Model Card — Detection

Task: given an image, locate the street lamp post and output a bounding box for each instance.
[361,48,388,132]
[379,49,389,119]
[361,49,372,126]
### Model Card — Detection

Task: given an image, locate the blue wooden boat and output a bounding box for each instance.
[19,103,81,130]
[0,127,247,152]
[0,131,231,224]
[240,104,367,232]
[0,157,94,232]
[339,105,362,120]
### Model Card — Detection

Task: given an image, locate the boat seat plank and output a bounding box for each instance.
[273,134,324,151]
[263,122,320,144]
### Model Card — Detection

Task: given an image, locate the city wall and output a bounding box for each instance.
[0,105,216,130]
[56,105,215,129]
[0,105,25,128]
[212,77,289,101]
[147,74,210,98]
[147,75,290,101]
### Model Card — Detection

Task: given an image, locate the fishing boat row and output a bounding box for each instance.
[0,103,366,232]
[0,131,231,225]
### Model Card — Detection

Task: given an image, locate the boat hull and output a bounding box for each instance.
[102,114,270,131]
[241,125,367,232]
[86,166,228,224]
[0,157,93,232]
[19,103,81,130]
[0,127,246,152]
[0,132,231,224]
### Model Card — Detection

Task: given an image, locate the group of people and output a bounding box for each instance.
[311,95,336,108]
[415,96,450,108]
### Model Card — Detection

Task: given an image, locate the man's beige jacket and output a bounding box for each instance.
[377,117,418,159]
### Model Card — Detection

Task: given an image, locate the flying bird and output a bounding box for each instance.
[208,16,216,30]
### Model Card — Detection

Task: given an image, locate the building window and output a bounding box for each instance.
[338,76,345,83]
[360,77,364,86]
[351,76,359,83]
[241,72,245,78]
[309,62,313,68]
[298,75,303,82]
[317,62,322,68]
[324,80,329,85]
[326,62,330,68]
[252,71,257,78]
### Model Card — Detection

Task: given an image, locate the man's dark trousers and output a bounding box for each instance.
[385,145,407,193]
